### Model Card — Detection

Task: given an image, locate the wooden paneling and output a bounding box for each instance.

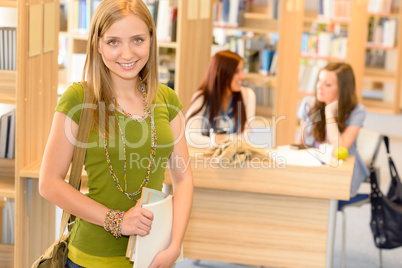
[164,148,354,267]
[0,244,13,268]
[348,0,369,104]
[183,188,329,268]
[176,0,213,113]
[15,0,59,266]
[0,159,15,198]
[274,0,305,146]
[0,70,16,104]
[0,0,16,8]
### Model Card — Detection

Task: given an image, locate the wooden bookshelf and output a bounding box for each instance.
[0,70,16,104]
[158,41,178,49]
[255,105,273,117]
[0,243,13,268]
[212,4,278,117]
[0,4,17,266]
[0,0,16,8]
[300,1,371,114]
[244,72,276,86]
[362,98,395,114]
[0,158,15,199]
[364,67,396,83]
[13,0,59,266]
[211,0,304,145]
[362,3,402,114]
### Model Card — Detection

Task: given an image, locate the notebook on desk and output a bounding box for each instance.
[267,145,326,166]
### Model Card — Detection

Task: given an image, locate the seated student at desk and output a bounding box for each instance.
[185,50,256,148]
[296,62,369,196]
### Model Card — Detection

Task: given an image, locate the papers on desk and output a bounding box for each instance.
[126,188,183,267]
[268,144,334,166]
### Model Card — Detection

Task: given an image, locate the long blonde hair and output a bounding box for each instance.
[83,0,158,134]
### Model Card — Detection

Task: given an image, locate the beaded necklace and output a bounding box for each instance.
[104,83,157,201]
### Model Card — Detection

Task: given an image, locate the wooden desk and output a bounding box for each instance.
[164,149,354,268]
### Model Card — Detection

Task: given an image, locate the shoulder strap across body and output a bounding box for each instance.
[59,82,93,238]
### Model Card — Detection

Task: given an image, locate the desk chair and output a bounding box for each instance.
[338,128,383,268]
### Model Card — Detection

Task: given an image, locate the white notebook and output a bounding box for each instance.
[127,188,183,267]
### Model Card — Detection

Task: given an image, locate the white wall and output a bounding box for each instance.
[0,7,17,27]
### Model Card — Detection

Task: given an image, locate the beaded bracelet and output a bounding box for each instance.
[104,209,125,239]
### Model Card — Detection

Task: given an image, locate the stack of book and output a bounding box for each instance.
[0,27,16,70]
[0,109,16,159]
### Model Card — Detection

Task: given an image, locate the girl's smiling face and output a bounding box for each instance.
[230,60,245,92]
[98,13,151,83]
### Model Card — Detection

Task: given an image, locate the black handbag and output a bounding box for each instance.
[370,136,402,249]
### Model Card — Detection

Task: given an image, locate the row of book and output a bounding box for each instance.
[318,0,351,21]
[71,0,101,33]
[246,0,279,20]
[367,0,394,14]
[245,81,274,107]
[366,49,387,68]
[213,0,279,28]
[301,32,348,60]
[0,27,16,71]
[298,59,328,95]
[1,198,14,245]
[0,109,15,159]
[213,0,247,28]
[367,17,397,48]
[366,46,397,69]
[219,34,278,76]
[145,0,178,42]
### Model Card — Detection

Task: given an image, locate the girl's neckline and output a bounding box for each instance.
[115,106,149,122]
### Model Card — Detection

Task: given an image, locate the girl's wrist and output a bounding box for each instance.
[104,209,125,239]
[326,117,336,124]
[167,244,182,260]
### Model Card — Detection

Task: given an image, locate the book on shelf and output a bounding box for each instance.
[319,0,351,20]
[73,0,100,34]
[170,6,178,42]
[70,53,86,82]
[0,27,16,71]
[92,0,101,17]
[367,0,393,14]
[367,18,397,47]
[1,198,15,245]
[77,0,87,32]
[0,28,3,70]
[259,48,275,76]
[301,32,347,60]
[153,0,177,42]
[269,51,278,75]
[299,64,320,95]
[253,85,272,107]
[213,0,247,27]
[0,109,16,159]
[126,187,183,267]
